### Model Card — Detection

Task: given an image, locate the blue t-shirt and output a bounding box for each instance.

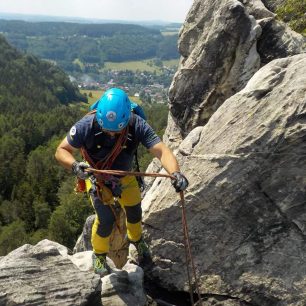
[67,113,161,171]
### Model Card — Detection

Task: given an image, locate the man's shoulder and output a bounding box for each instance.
[67,113,95,147]
[70,113,96,139]
[75,113,95,129]
[132,113,147,129]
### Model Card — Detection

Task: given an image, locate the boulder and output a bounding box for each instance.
[257,19,306,64]
[167,0,306,142]
[261,0,286,12]
[0,239,148,306]
[70,249,147,306]
[143,54,306,305]
[0,240,101,306]
[101,263,147,306]
[169,0,262,136]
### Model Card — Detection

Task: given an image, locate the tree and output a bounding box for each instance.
[33,200,51,229]
[0,35,87,255]
[0,220,28,255]
[48,178,93,249]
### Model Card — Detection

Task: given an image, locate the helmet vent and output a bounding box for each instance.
[106,111,117,122]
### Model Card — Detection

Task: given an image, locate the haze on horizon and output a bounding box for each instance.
[0,0,193,23]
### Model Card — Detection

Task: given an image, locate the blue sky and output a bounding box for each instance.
[0,0,193,23]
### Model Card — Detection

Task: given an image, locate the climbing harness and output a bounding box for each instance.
[86,167,203,306]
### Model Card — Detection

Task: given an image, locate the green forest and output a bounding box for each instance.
[0,20,179,74]
[0,34,168,255]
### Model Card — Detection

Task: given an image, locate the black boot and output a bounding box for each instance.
[131,237,151,264]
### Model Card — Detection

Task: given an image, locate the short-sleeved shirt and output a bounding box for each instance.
[67,113,161,171]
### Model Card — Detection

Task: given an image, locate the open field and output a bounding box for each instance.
[102,58,179,73]
[161,31,179,36]
[81,89,104,105]
[103,60,160,72]
[162,59,180,68]
[73,58,84,70]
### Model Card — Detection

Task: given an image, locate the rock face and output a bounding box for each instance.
[143,54,306,305]
[0,240,101,306]
[261,0,286,12]
[0,239,147,306]
[168,0,261,138]
[167,0,306,143]
[101,263,147,306]
[257,18,306,64]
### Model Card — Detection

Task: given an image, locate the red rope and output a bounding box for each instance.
[86,167,202,305]
[86,168,175,179]
[180,191,203,306]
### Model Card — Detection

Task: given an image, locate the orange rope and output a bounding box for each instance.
[86,167,202,305]
[86,168,176,180]
[180,191,203,305]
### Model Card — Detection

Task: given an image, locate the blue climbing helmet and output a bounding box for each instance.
[94,88,131,132]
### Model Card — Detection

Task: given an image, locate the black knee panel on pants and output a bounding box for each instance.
[92,196,116,237]
[125,203,142,224]
[96,221,114,237]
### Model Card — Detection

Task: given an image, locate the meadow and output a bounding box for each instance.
[101,58,179,73]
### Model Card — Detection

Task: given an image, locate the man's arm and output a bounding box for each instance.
[148,141,180,175]
[55,137,78,170]
[149,141,189,192]
[55,137,90,180]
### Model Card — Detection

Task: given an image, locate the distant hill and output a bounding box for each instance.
[0,35,86,109]
[0,19,180,73]
[0,20,160,36]
[0,12,182,27]
[0,32,85,161]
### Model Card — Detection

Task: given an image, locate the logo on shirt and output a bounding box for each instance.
[69,126,76,139]
[106,111,117,122]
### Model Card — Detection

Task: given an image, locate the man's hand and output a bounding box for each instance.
[71,161,90,180]
[171,172,189,192]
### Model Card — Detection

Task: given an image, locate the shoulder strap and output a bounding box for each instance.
[129,112,136,126]
[129,113,145,190]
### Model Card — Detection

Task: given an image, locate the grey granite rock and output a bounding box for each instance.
[166,0,305,142]
[143,54,306,305]
[0,240,101,306]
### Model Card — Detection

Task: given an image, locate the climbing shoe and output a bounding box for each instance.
[92,253,110,276]
[132,237,151,264]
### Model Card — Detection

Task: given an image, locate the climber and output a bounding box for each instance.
[55,87,189,275]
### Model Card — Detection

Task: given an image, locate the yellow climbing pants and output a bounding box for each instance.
[85,175,142,254]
